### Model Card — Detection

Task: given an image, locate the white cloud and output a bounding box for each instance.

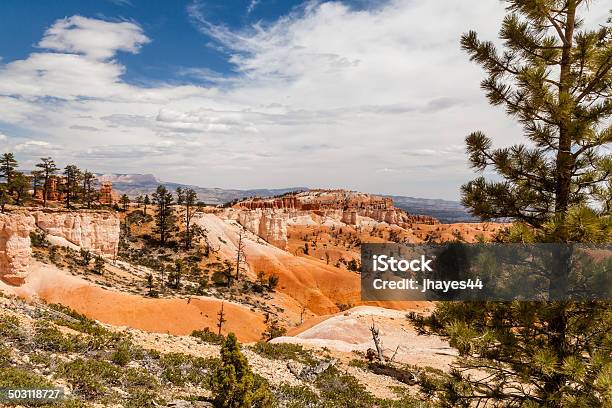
[38,16,149,60]
[247,0,260,15]
[0,2,608,199]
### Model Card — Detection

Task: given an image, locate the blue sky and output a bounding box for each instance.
[0,1,609,199]
[0,0,312,84]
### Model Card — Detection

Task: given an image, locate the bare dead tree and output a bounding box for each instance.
[370,319,385,362]
[217,301,226,336]
[300,306,307,325]
[234,230,247,282]
[389,345,400,363]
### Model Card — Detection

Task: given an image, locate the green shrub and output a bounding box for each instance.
[47,304,124,350]
[57,358,120,398]
[314,366,376,408]
[34,322,80,352]
[275,384,320,408]
[0,314,22,340]
[0,367,52,388]
[123,367,158,389]
[191,327,225,345]
[111,341,132,366]
[251,342,315,365]
[30,230,48,247]
[47,304,113,337]
[348,358,369,369]
[124,390,161,408]
[29,352,51,367]
[0,344,12,367]
[261,320,287,341]
[159,353,218,386]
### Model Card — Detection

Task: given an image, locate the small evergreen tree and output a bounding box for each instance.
[79,249,92,266]
[119,194,130,212]
[81,170,98,209]
[63,165,82,209]
[143,194,150,216]
[211,333,274,408]
[31,169,44,198]
[0,185,10,213]
[0,152,18,187]
[36,157,58,207]
[152,185,175,245]
[146,273,155,296]
[10,172,30,206]
[181,188,198,249]
[93,256,104,275]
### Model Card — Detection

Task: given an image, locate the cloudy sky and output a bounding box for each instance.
[0,0,609,200]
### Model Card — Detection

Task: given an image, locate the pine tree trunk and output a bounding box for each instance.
[547,4,577,403]
[43,177,48,207]
[554,0,577,243]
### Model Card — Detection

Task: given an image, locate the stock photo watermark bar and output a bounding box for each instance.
[361,243,611,301]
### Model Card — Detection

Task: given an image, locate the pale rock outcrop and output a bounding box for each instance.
[0,210,120,286]
[32,211,120,257]
[0,212,35,285]
[236,209,288,250]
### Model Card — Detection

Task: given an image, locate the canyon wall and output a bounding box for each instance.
[0,210,120,285]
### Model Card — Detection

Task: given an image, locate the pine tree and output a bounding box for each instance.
[81,170,98,209]
[10,172,30,206]
[36,157,58,207]
[181,188,198,249]
[143,194,150,216]
[152,185,175,245]
[63,165,82,209]
[415,2,611,406]
[93,256,105,275]
[0,153,18,187]
[211,333,274,408]
[31,170,43,198]
[119,194,130,211]
[0,184,10,213]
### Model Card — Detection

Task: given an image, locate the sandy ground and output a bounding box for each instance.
[0,261,266,342]
[272,305,456,371]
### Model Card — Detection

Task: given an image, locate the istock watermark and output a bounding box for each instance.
[361,243,611,301]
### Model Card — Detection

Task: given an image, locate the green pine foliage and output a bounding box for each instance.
[152,185,176,245]
[210,333,275,408]
[414,1,612,407]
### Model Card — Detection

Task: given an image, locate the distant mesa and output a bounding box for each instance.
[234,189,439,225]
[97,173,159,185]
[99,172,475,222]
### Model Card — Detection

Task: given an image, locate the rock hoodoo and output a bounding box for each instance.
[236,209,289,250]
[0,213,35,285]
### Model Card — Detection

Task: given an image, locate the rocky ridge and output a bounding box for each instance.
[226,190,439,250]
